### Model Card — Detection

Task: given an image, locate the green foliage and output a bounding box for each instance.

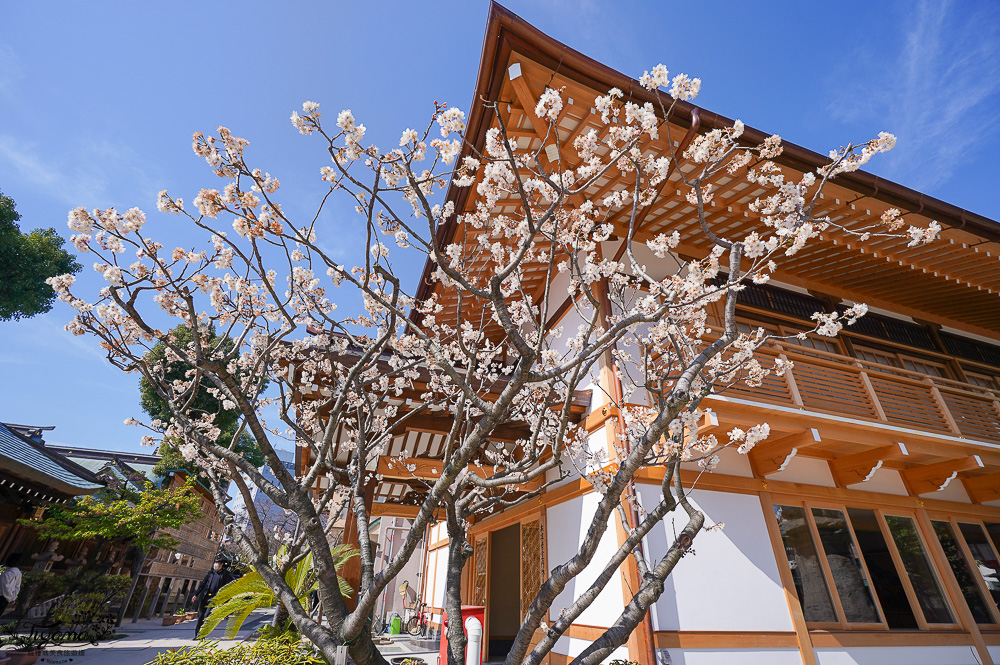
[0,189,81,321]
[139,323,265,477]
[25,479,203,553]
[254,620,296,641]
[149,634,323,665]
[199,544,358,639]
[47,572,130,625]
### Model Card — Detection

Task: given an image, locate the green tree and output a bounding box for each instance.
[0,190,81,321]
[26,478,204,557]
[139,324,266,476]
[199,544,358,639]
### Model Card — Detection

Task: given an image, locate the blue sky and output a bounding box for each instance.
[1,0,998,454]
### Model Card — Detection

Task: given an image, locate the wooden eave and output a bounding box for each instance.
[415,2,1000,340]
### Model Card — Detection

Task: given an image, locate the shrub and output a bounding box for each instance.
[148,635,324,665]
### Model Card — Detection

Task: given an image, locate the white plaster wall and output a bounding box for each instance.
[846,468,908,496]
[637,486,793,632]
[768,455,837,487]
[816,646,981,665]
[920,479,971,503]
[658,649,802,665]
[545,492,627,627]
[428,547,448,610]
[681,446,753,478]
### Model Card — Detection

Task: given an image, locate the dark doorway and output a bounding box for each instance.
[488,524,520,659]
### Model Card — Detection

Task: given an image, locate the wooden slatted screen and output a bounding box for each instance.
[473,535,488,606]
[867,376,951,432]
[520,519,543,616]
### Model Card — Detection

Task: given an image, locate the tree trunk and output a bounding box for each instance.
[445,503,473,665]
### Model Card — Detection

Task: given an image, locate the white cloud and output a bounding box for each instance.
[829,0,1000,190]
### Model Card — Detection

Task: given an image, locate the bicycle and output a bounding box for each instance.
[371,613,386,636]
[404,602,428,636]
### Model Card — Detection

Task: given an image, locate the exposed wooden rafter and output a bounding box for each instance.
[900,455,985,495]
[961,473,1000,504]
[748,428,822,477]
[828,442,910,487]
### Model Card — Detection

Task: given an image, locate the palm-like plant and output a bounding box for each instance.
[198,544,358,639]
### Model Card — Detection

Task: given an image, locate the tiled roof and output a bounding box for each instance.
[0,423,104,494]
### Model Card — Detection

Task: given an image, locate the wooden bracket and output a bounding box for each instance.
[901,455,984,495]
[829,442,909,487]
[685,411,720,444]
[377,456,544,492]
[748,428,822,477]
[961,473,1000,504]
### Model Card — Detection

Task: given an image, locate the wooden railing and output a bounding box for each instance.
[725,344,1000,443]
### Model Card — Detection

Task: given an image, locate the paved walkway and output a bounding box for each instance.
[22,614,441,665]
[32,611,270,665]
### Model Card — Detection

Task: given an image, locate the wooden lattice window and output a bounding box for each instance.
[473,535,488,606]
[520,518,544,616]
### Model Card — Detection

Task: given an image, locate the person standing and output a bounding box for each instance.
[0,554,23,617]
[191,558,234,638]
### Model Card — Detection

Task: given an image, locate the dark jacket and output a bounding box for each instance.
[196,566,234,604]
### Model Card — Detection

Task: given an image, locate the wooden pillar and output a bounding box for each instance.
[759,492,818,665]
[132,577,153,623]
[914,509,994,665]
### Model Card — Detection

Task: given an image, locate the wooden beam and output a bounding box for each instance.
[962,474,1000,504]
[583,404,619,433]
[378,456,545,492]
[748,428,822,477]
[370,503,421,518]
[901,455,985,495]
[828,442,910,487]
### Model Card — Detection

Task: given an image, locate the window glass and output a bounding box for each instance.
[847,508,918,629]
[902,358,946,378]
[856,347,899,369]
[774,505,837,622]
[932,520,993,623]
[811,508,880,623]
[966,373,999,391]
[985,523,1000,557]
[958,522,1000,611]
[884,515,954,624]
[786,333,841,355]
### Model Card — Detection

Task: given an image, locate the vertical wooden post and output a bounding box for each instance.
[780,353,804,407]
[914,509,994,665]
[926,380,962,435]
[759,492,818,665]
[132,576,153,623]
[857,367,889,421]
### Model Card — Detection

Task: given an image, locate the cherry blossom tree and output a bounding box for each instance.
[44,61,936,665]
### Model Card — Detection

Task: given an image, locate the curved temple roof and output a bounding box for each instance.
[415,2,1000,338]
[0,422,104,496]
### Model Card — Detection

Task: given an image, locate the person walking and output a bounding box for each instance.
[191,558,233,638]
[0,554,22,618]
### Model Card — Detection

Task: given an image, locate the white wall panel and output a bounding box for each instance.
[546,492,627,628]
[659,649,802,665]
[638,486,793,632]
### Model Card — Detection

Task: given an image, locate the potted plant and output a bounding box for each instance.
[161,614,178,626]
[0,621,62,665]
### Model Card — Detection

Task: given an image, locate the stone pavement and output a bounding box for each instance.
[33,610,271,665]
[26,614,442,665]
